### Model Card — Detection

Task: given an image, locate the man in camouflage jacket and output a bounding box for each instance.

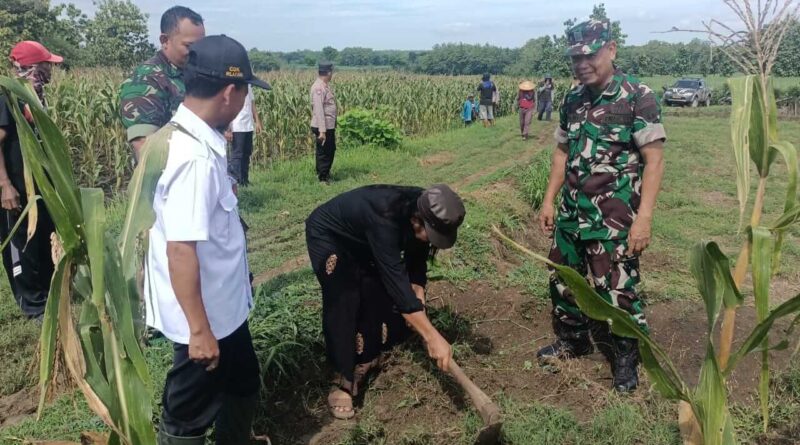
[119,6,205,161]
[537,19,666,392]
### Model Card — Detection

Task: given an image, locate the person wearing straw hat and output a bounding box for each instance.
[0,41,63,320]
[517,80,536,140]
[305,184,466,419]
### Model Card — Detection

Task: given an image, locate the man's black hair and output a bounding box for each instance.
[161,6,204,35]
[482,73,491,81]
[185,75,245,99]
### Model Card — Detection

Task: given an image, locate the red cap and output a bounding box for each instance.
[9,41,64,66]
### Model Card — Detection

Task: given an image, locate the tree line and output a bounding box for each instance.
[5,1,800,77]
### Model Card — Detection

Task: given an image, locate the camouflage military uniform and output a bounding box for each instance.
[119,51,184,143]
[549,66,666,334]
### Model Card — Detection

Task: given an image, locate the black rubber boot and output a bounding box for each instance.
[536,319,593,362]
[611,336,640,393]
[589,319,615,363]
[215,393,258,445]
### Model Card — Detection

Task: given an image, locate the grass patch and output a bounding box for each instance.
[499,396,582,444]
[514,147,552,211]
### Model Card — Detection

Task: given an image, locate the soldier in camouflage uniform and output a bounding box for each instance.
[119,6,205,161]
[537,19,666,392]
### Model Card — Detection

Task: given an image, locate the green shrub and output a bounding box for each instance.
[338,108,403,148]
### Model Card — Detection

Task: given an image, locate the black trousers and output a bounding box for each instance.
[306,226,411,395]
[0,199,55,319]
[311,127,336,182]
[161,322,260,437]
[229,131,254,186]
[537,100,553,121]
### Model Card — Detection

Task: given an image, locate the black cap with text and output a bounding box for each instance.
[185,35,271,90]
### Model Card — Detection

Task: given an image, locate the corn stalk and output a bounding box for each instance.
[0,75,169,444]
[668,0,800,440]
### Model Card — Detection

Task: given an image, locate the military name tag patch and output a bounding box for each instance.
[602,113,634,125]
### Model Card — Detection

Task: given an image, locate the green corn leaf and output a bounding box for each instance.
[771,205,800,231]
[725,292,800,374]
[118,126,171,281]
[104,234,151,387]
[750,226,774,432]
[751,227,773,322]
[26,101,82,215]
[767,140,798,273]
[769,141,799,215]
[728,76,754,228]
[118,357,157,445]
[77,299,114,408]
[690,242,723,328]
[695,343,735,445]
[690,241,743,329]
[750,77,779,177]
[81,188,143,441]
[723,415,737,445]
[37,253,70,417]
[81,188,105,307]
[765,77,780,145]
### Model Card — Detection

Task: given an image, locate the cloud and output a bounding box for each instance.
[437,22,474,34]
[53,0,724,50]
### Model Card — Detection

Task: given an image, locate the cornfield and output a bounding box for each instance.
[45,68,568,194]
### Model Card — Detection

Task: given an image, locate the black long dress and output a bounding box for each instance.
[305,185,430,394]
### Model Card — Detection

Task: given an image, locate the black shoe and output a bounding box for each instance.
[536,337,594,362]
[537,319,593,362]
[611,336,640,393]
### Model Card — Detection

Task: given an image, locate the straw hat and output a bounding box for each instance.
[519,80,535,91]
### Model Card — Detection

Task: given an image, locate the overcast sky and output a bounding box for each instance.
[58,0,738,51]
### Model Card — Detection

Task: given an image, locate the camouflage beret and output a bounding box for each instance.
[566,19,611,56]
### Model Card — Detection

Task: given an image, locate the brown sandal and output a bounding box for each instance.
[328,387,355,420]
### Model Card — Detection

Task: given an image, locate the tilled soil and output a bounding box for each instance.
[258,271,799,444]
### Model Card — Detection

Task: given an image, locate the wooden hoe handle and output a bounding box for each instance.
[449,360,501,425]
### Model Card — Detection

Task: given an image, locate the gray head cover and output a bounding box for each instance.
[417,184,466,249]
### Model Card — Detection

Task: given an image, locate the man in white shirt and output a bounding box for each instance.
[226,84,262,186]
[144,35,270,445]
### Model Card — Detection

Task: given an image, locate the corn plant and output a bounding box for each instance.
[42,69,567,192]
[0,74,168,444]
[495,2,800,444]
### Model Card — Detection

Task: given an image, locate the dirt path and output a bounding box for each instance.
[0,387,38,429]
[252,254,309,287]
[451,123,552,191]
